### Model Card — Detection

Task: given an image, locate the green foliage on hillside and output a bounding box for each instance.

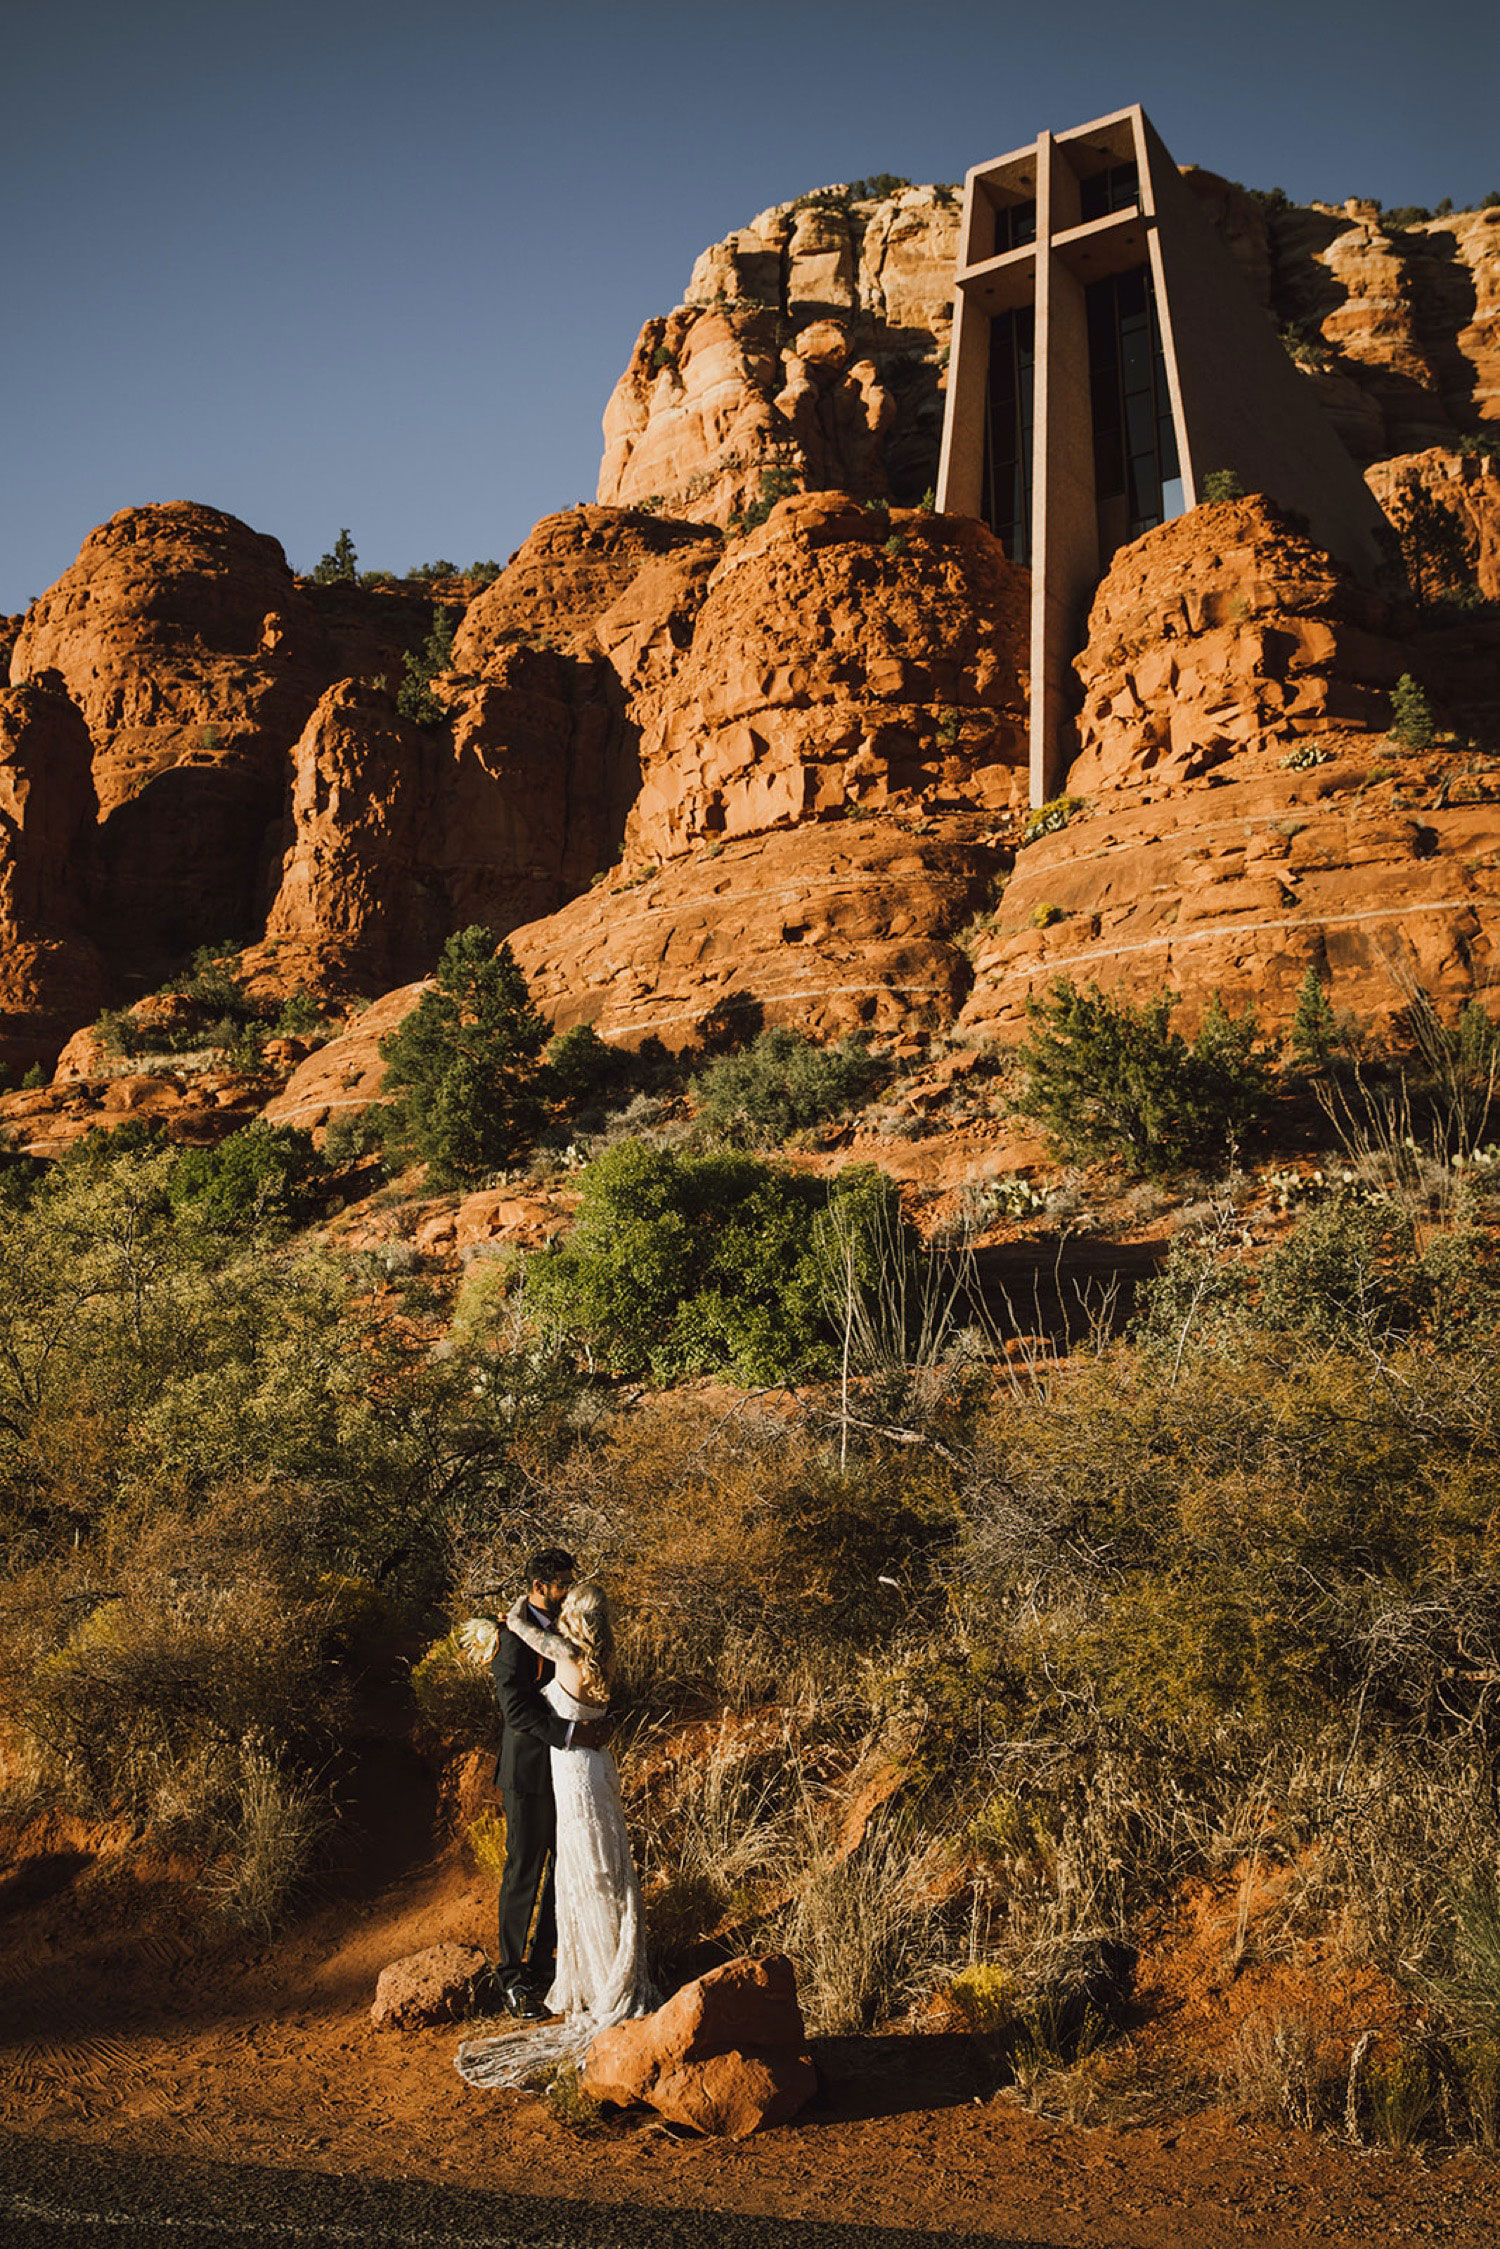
[379,928,549,1184]
[524,1141,905,1383]
[396,604,457,726]
[168,1122,327,1235]
[311,529,358,584]
[691,1026,881,1145]
[1018,978,1273,1172]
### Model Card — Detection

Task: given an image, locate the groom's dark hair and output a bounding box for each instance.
[525,1546,577,1586]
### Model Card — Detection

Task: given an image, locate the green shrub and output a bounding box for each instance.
[1289,964,1338,1067]
[1390,672,1438,749]
[524,1140,903,1383]
[1378,478,1478,607]
[1023,794,1085,844]
[168,1123,327,1235]
[397,604,457,726]
[311,529,358,584]
[1018,979,1273,1173]
[736,462,801,533]
[323,1103,390,1166]
[379,929,549,1185]
[692,1026,880,1145]
[546,1022,633,1109]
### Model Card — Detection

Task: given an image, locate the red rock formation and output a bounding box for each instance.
[1065,497,1403,799]
[0,684,108,1068]
[599,184,961,525]
[627,493,1030,861]
[258,510,723,991]
[959,500,1500,1043]
[1366,445,1500,601]
[602,181,1498,527]
[8,503,431,969]
[506,815,1004,1052]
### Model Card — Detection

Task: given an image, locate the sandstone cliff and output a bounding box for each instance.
[600,180,1499,525]
[0,684,109,1070]
[598,183,960,525]
[253,508,722,991]
[959,497,1499,1043]
[8,503,432,973]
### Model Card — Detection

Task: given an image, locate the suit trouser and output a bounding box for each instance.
[497,1784,556,1975]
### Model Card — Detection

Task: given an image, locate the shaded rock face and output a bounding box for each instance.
[628,494,1031,862]
[0,685,108,1069]
[1366,446,1500,601]
[600,179,1498,527]
[259,510,724,991]
[958,499,1500,1044]
[599,185,961,526]
[583,1954,815,2139]
[8,502,430,970]
[1268,202,1500,461]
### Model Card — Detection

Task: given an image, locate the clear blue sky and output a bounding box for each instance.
[3,0,1495,615]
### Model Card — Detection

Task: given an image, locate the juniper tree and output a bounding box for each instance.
[379,929,549,1184]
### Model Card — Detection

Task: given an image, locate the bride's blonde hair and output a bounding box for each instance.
[560,1580,615,1707]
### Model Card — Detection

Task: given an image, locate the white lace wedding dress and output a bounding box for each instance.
[455,1680,656,2090]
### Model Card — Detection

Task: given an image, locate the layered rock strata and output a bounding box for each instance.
[599,184,961,525]
[1366,445,1500,602]
[960,499,1500,1041]
[257,509,723,990]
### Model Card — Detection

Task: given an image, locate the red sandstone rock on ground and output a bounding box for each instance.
[370,1943,488,2032]
[598,184,961,525]
[626,493,1030,862]
[0,684,109,1068]
[958,499,1500,1045]
[1367,446,1500,601]
[506,815,1004,1051]
[7,503,433,970]
[584,1955,815,2138]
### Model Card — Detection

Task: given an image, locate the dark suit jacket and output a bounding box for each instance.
[493,1616,572,1795]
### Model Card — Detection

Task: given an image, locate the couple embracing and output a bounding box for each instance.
[458,1547,656,2087]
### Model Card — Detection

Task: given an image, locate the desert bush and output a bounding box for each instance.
[380,928,549,1184]
[311,530,358,584]
[691,1026,881,1145]
[511,1395,955,1712]
[545,1022,633,1110]
[785,1817,946,2033]
[168,1122,327,1234]
[1378,478,1478,607]
[322,1103,391,1166]
[524,1141,906,1384]
[397,603,457,726]
[1018,979,1273,1173]
[1389,670,1438,747]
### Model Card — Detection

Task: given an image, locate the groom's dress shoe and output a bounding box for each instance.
[497,1978,547,2021]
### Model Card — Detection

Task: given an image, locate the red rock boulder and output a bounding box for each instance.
[371,1942,489,2031]
[584,1955,816,2138]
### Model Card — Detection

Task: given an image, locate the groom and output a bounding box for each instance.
[490,1545,607,2020]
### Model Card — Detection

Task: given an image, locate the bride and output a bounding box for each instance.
[456,1580,656,2089]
